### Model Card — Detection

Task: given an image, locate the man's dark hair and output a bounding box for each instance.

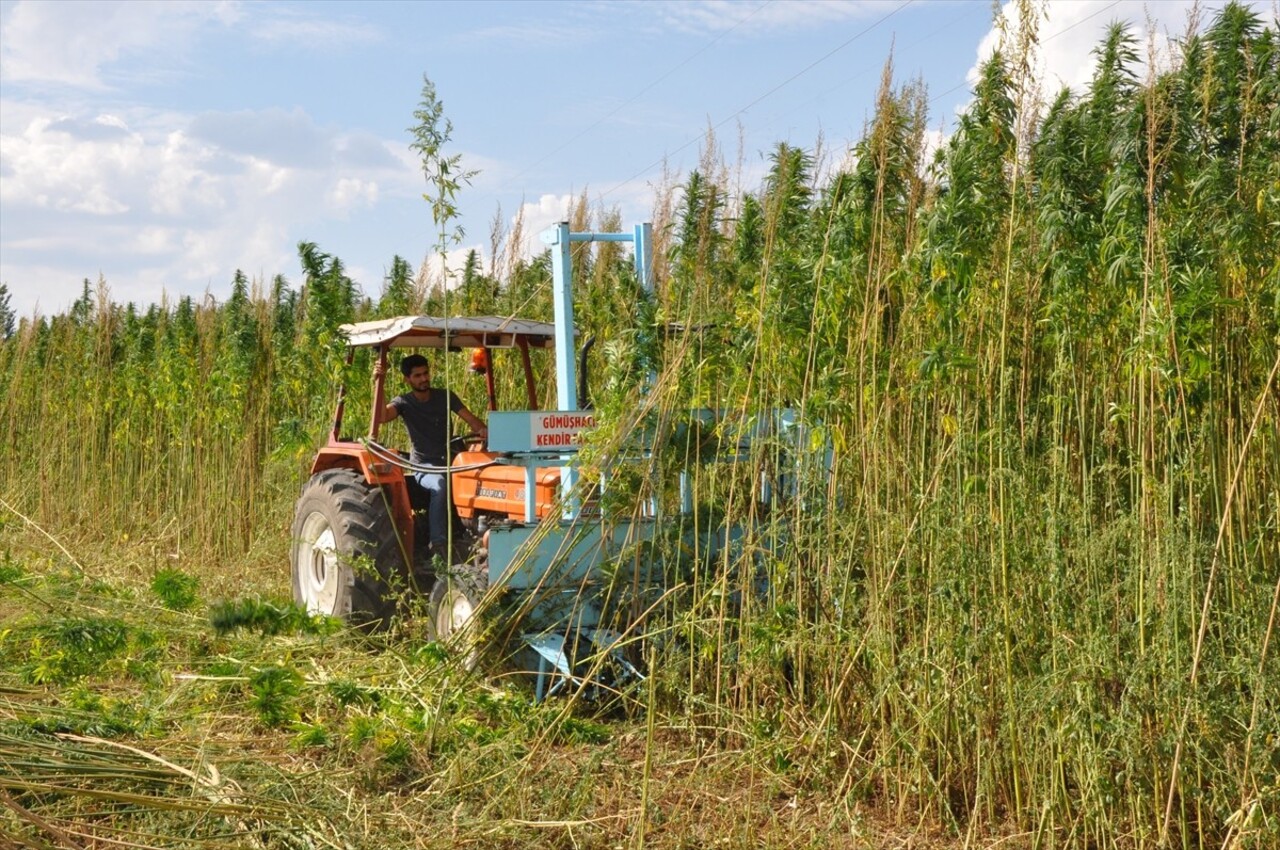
[400,354,429,376]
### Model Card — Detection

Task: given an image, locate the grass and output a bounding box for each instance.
[2,460,1275,847]
[0,527,957,849]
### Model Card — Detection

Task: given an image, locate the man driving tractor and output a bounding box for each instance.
[374,354,488,558]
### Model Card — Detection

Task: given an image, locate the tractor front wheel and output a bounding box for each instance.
[429,561,489,667]
[291,468,408,629]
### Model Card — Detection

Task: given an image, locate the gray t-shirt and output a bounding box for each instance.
[390,389,464,465]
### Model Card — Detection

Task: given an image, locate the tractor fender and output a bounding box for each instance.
[309,442,415,553]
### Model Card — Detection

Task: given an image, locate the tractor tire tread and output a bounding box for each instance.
[292,468,408,628]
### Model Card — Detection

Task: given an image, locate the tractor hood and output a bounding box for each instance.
[340,316,561,350]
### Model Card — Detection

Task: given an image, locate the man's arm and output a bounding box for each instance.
[377,403,400,424]
[372,361,400,424]
[457,406,488,440]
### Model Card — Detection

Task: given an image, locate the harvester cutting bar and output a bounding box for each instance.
[525,628,644,701]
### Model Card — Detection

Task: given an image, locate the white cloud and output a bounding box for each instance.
[187,107,337,169]
[329,178,380,212]
[132,227,180,255]
[247,8,382,47]
[0,0,238,88]
[0,0,383,93]
[920,128,947,170]
[516,194,577,258]
[462,21,598,48]
[970,0,1211,102]
[461,1,887,49]
[655,0,899,36]
[176,214,293,287]
[147,130,232,217]
[0,3,465,319]
[336,132,405,171]
[3,113,144,214]
[418,244,486,286]
[0,99,414,315]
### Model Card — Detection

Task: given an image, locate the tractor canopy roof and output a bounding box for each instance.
[339,315,561,350]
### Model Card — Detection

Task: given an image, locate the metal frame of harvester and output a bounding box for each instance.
[291,221,811,699]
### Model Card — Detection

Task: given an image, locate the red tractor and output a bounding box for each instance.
[289,315,569,632]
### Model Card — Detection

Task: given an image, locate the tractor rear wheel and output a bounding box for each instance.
[429,561,489,667]
[291,468,408,629]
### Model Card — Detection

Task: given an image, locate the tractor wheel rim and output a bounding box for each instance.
[299,514,339,614]
[437,588,474,638]
[448,594,474,632]
[436,587,481,669]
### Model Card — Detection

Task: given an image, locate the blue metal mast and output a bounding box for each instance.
[539,221,653,518]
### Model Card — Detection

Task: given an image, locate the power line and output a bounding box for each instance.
[598,0,916,202]
[761,2,982,137]
[1044,0,1126,43]
[509,0,776,187]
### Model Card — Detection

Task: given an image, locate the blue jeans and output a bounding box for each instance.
[414,472,450,550]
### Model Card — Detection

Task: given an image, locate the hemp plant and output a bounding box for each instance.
[409,74,478,268]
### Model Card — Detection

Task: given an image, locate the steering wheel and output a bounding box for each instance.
[449,432,486,454]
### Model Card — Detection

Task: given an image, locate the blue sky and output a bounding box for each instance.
[0,0,1249,319]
